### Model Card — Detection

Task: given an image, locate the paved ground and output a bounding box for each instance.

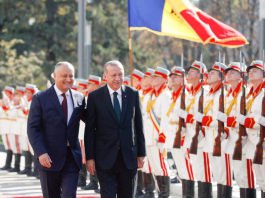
[0,151,261,198]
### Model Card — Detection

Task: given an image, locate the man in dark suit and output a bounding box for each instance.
[27,61,85,198]
[85,60,146,198]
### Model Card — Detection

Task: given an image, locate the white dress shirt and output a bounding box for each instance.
[107,84,122,110]
[54,85,74,124]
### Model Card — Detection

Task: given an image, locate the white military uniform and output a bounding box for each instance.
[198,85,225,184]
[140,88,153,174]
[188,84,212,183]
[221,82,242,188]
[242,83,264,190]
[145,84,171,176]
[1,99,13,151]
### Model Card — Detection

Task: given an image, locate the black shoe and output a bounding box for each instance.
[81,182,99,190]
[0,165,11,171]
[170,177,180,183]
[18,168,31,175]
[95,189,100,193]
[8,167,20,172]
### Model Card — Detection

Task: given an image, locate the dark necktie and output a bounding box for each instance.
[61,93,68,122]
[113,92,121,120]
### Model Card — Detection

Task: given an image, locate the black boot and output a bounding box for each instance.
[8,153,21,172]
[185,180,195,198]
[82,173,99,190]
[263,191,265,198]
[135,170,144,198]
[0,150,13,170]
[240,188,256,198]
[27,157,39,178]
[77,164,87,187]
[156,176,170,198]
[246,188,256,198]
[18,151,32,175]
[198,182,212,198]
[221,185,232,198]
[182,179,187,197]
[142,173,155,198]
[217,184,223,198]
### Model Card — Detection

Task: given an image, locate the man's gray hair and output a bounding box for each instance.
[104,60,124,73]
[54,61,74,72]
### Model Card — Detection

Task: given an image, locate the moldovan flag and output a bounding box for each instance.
[128,0,248,48]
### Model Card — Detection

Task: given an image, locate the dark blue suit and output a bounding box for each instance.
[85,85,146,198]
[27,85,85,198]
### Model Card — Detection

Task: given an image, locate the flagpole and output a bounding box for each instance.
[128,28,134,85]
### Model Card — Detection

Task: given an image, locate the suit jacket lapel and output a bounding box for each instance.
[103,85,119,123]
[49,86,66,124]
[120,85,128,123]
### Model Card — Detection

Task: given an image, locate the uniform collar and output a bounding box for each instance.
[153,83,167,97]
[172,86,182,102]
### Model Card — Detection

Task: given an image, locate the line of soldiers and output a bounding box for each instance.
[0,84,39,177]
[130,60,265,198]
[1,59,265,198]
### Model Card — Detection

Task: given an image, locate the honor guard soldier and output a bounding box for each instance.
[0,86,15,170]
[166,66,197,197]
[251,60,265,198]
[8,86,27,172]
[81,75,101,192]
[140,68,156,198]
[216,62,246,197]
[146,66,171,198]
[196,62,228,197]
[132,69,144,91]
[20,84,38,177]
[177,61,209,197]
[236,60,265,197]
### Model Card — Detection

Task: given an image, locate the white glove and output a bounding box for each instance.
[177,108,187,120]
[198,129,205,141]
[221,132,228,140]
[236,114,246,125]
[157,143,165,153]
[195,112,204,123]
[217,112,227,123]
[258,116,265,127]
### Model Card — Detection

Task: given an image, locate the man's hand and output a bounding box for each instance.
[39,153,52,168]
[137,157,144,168]
[86,159,96,175]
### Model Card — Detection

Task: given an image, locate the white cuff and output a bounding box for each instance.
[236,114,246,125]
[258,116,265,127]
[178,109,187,120]
[217,112,227,123]
[195,112,204,123]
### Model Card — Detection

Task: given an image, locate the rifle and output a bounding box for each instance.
[173,53,185,148]
[189,71,204,154]
[233,53,247,160]
[173,85,186,148]
[213,69,224,156]
[253,55,265,164]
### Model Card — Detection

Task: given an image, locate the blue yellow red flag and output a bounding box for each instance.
[128,0,248,48]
